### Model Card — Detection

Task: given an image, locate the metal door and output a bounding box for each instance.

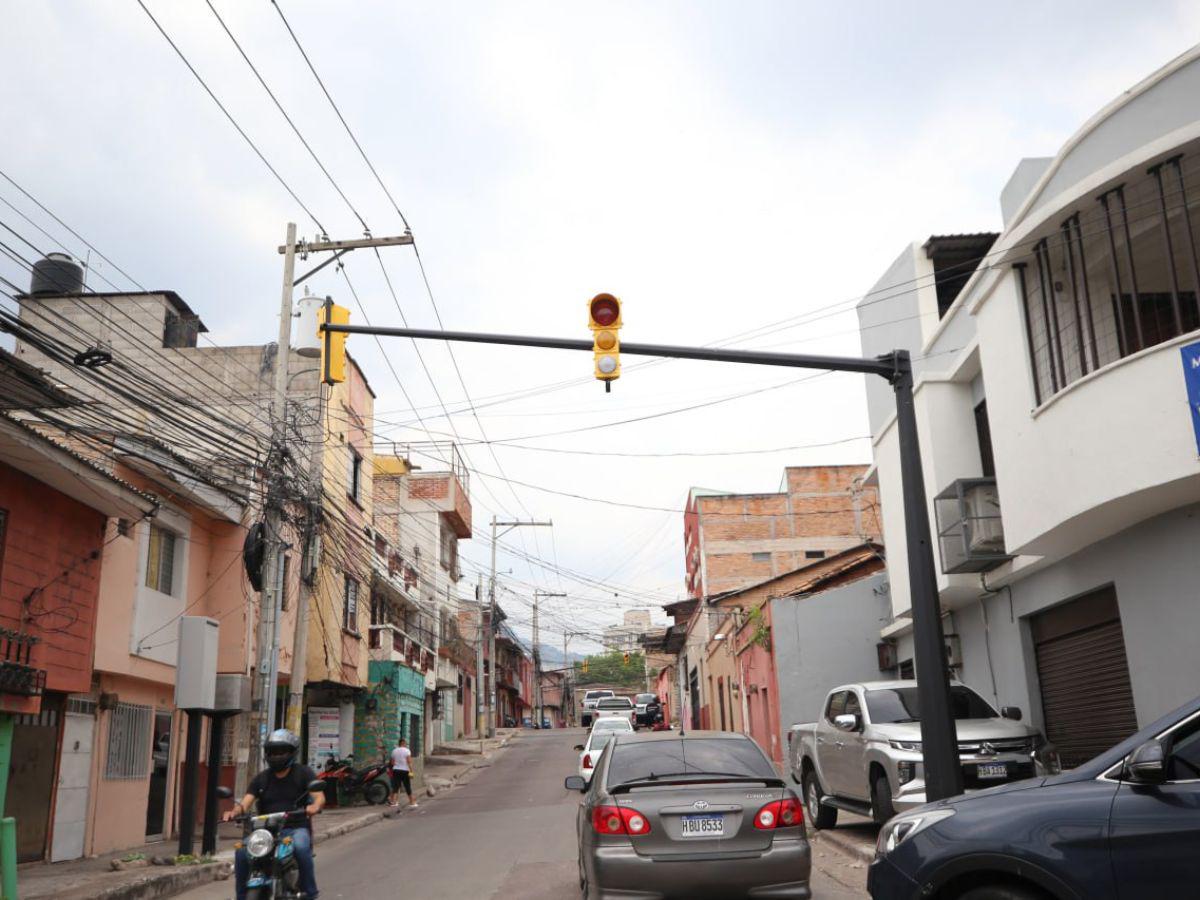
[50,702,95,861]
[1032,587,1138,769]
[8,698,62,862]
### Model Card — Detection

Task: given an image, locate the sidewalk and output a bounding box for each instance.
[17,733,515,900]
[808,811,878,865]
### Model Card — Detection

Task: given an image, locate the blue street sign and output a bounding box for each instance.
[1181,340,1200,455]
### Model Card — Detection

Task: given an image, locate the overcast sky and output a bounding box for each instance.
[2,2,1196,651]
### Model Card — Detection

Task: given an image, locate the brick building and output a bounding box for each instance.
[683,465,879,600]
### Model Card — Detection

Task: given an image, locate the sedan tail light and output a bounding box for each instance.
[582,754,592,769]
[754,796,804,830]
[591,805,652,836]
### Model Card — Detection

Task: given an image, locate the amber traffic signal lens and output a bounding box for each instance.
[595,330,617,351]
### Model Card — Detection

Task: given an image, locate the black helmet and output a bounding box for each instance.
[264,728,300,772]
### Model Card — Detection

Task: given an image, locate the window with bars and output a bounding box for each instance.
[1017,154,1200,404]
[348,448,363,503]
[343,576,359,633]
[751,552,771,563]
[145,524,177,595]
[105,702,152,779]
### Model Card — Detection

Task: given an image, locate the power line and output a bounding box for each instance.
[204,0,370,232]
[133,0,326,234]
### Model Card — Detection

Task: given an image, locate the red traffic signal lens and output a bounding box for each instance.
[590,295,620,327]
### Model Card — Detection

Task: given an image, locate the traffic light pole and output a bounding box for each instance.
[321,324,964,801]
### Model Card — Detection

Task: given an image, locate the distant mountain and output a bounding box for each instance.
[537,644,586,666]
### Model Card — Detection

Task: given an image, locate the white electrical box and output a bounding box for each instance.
[175,617,219,710]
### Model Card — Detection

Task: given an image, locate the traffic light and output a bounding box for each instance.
[582,658,589,674]
[317,297,350,385]
[588,293,622,388]
[623,652,630,666]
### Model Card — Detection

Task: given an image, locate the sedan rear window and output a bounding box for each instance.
[592,719,632,732]
[597,698,633,709]
[606,738,778,787]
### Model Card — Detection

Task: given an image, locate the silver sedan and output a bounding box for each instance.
[565,730,811,899]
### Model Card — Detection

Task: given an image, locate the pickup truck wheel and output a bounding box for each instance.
[803,772,838,829]
[871,773,896,824]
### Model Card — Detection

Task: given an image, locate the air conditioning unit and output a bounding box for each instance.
[877,641,898,671]
[934,477,1011,574]
[944,634,963,668]
[964,482,1005,554]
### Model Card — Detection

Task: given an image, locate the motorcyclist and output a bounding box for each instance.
[223,728,325,899]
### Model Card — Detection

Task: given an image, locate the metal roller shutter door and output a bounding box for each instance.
[1033,589,1138,769]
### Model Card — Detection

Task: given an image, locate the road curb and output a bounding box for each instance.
[809,828,876,866]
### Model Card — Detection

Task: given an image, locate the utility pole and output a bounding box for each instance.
[488,517,552,736]
[476,573,486,744]
[269,228,411,769]
[319,323,964,799]
[242,222,298,792]
[533,591,565,728]
[562,629,587,727]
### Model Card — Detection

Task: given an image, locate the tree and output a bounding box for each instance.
[574,650,645,688]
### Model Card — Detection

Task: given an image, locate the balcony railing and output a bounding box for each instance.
[934,477,1011,574]
[0,628,44,697]
[368,623,436,672]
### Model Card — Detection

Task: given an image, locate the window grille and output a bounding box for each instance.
[751,552,771,563]
[344,577,359,632]
[145,525,176,595]
[106,702,153,779]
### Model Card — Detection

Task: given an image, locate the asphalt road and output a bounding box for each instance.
[181,729,868,899]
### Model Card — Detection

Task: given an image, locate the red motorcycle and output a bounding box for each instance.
[321,755,391,805]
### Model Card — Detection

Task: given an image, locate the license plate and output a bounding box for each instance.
[977,762,1008,779]
[680,814,724,837]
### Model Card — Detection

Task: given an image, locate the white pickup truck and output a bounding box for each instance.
[788,680,1060,827]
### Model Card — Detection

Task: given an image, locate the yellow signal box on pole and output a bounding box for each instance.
[623,652,630,666]
[317,298,350,385]
[588,293,622,389]
[582,658,589,674]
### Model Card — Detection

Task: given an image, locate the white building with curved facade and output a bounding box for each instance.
[859,46,1200,768]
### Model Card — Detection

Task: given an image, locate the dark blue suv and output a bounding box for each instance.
[868,694,1200,900]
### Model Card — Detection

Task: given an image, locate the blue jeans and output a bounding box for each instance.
[235,826,316,899]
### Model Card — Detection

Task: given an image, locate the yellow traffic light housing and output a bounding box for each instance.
[582,658,589,674]
[588,293,622,389]
[317,298,350,385]
[623,652,630,666]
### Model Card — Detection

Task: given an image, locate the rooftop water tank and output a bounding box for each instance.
[30,253,85,296]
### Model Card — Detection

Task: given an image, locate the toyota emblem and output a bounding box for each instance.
[692,800,709,810]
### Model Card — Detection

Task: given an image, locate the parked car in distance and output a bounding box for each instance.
[580,689,615,727]
[566,731,810,899]
[634,692,663,727]
[791,680,1059,827]
[594,696,636,728]
[869,693,1200,900]
[575,718,634,783]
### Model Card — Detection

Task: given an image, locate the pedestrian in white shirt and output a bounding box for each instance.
[388,738,417,807]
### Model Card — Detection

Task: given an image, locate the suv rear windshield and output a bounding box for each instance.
[585,691,613,700]
[866,686,997,723]
[597,698,633,709]
[635,694,657,703]
[606,738,777,786]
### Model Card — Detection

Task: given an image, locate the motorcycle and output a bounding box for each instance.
[218,779,324,899]
[320,754,391,805]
